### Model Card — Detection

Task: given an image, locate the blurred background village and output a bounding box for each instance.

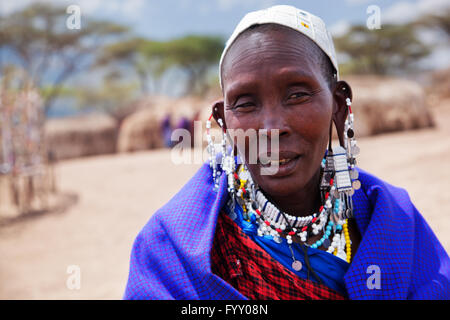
[0,0,449,299]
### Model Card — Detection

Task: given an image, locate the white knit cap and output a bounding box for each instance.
[219,5,339,88]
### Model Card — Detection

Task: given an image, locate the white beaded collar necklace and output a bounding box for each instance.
[229,161,353,266]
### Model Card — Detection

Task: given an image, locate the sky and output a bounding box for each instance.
[1,0,449,39]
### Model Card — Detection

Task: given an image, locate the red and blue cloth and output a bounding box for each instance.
[211,209,346,299]
[219,195,351,296]
[123,162,450,299]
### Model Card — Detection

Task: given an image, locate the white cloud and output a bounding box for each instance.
[383,0,450,24]
[1,0,36,15]
[329,19,351,37]
[418,46,450,69]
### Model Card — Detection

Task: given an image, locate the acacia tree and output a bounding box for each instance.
[164,35,224,95]
[73,70,140,125]
[96,38,170,94]
[0,3,129,115]
[334,24,431,75]
[416,8,450,40]
[96,35,224,96]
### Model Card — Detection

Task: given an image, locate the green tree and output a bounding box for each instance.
[334,24,431,75]
[164,35,224,95]
[96,38,169,94]
[415,8,450,40]
[96,35,224,96]
[0,2,129,114]
[73,70,139,125]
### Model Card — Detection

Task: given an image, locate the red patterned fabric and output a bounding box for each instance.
[211,211,346,300]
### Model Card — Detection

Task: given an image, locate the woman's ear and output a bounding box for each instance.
[332,80,353,147]
[211,99,239,155]
[211,100,227,130]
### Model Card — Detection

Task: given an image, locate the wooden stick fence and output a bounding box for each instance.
[0,86,56,219]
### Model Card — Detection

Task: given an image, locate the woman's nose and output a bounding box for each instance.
[260,105,290,139]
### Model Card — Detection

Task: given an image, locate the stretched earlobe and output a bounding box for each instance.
[337,81,352,101]
[332,81,353,147]
[211,100,226,130]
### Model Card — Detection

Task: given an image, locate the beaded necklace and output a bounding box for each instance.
[228,157,353,266]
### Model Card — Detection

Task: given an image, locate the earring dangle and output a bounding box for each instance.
[217,118,236,191]
[206,113,237,210]
[344,98,360,187]
[206,113,220,191]
[322,96,360,222]
[340,97,360,219]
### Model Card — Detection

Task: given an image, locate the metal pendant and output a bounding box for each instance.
[344,208,353,219]
[352,179,361,190]
[350,169,359,180]
[332,146,352,192]
[292,260,303,271]
[321,155,334,189]
[351,145,360,155]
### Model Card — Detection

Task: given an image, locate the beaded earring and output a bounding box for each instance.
[206,113,237,203]
[344,97,360,191]
[331,97,360,220]
[217,118,236,193]
[206,113,221,191]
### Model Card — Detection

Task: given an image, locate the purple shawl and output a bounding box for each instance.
[124,162,450,299]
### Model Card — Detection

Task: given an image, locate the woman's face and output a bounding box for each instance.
[220,28,338,198]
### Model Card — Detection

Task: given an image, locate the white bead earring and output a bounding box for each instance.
[341,97,360,219]
[206,113,220,191]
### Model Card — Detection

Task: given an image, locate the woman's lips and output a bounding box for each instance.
[258,154,302,177]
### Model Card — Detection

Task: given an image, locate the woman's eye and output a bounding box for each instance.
[288,92,309,100]
[235,102,254,109]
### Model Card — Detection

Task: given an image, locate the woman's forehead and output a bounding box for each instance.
[222,28,324,90]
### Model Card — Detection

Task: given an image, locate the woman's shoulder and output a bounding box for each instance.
[355,167,415,212]
[356,167,410,197]
[352,167,417,235]
[346,167,450,299]
[150,162,215,221]
[137,161,226,245]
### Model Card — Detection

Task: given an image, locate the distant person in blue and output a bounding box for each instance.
[124,5,450,299]
[161,114,173,148]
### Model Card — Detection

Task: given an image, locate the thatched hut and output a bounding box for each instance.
[117,95,212,152]
[345,75,434,137]
[45,113,117,161]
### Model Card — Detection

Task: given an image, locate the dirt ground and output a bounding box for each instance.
[1,100,449,300]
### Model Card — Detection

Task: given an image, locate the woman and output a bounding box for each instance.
[124,5,449,300]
